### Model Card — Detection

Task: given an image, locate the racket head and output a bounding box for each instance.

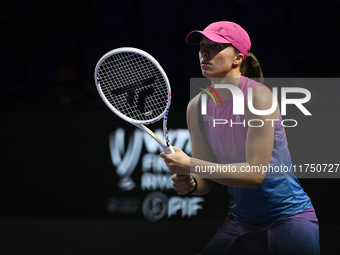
[94,47,171,125]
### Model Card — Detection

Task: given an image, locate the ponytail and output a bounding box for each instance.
[232,47,264,83]
[240,53,264,83]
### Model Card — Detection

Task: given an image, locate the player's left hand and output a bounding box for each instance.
[160,147,190,175]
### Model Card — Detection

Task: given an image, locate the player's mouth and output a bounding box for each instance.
[201,62,211,68]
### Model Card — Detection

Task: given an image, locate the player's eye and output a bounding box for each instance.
[213,44,220,49]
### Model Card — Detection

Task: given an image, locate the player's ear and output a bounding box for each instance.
[233,53,244,65]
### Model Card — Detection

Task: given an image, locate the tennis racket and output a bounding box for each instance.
[94,47,174,154]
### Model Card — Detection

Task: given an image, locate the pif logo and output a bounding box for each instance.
[199,84,311,127]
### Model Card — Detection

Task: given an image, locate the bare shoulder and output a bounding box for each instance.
[245,84,279,119]
[188,94,200,110]
[251,85,273,108]
[186,93,201,123]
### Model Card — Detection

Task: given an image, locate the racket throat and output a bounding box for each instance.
[137,125,174,153]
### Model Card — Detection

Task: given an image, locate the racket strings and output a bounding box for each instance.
[97,52,169,122]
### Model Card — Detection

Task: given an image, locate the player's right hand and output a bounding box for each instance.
[171,173,196,195]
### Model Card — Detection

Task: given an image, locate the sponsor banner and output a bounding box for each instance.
[107,128,205,222]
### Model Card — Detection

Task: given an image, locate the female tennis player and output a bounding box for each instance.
[160,21,319,254]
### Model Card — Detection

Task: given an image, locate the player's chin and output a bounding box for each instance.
[201,70,211,78]
[201,70,218,79]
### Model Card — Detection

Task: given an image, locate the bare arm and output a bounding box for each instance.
[187,94,217,194]
[163,94,216,195]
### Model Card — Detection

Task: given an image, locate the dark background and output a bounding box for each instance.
[1,0,340,254]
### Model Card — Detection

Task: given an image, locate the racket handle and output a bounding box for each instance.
[163,145,175,154]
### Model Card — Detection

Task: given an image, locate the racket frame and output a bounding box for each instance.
[94,47,174,154]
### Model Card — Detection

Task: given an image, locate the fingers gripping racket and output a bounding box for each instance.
[94,47,174,154]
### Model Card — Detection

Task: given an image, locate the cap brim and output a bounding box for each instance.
[186,30,232,45]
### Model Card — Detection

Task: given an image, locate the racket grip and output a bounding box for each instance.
[163,145,175,154]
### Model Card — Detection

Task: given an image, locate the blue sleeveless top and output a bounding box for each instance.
[203,77,313,226]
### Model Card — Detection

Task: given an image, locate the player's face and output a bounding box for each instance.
[199,36,237,79]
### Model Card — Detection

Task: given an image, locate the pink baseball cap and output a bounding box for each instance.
[186,21,251,59]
